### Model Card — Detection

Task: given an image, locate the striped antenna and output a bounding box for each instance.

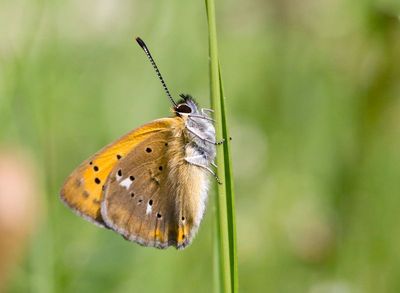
[136,37,177,107]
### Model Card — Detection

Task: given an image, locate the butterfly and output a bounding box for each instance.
[60,37,222,249]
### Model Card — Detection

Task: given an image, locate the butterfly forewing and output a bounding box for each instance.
[60,118,178,226]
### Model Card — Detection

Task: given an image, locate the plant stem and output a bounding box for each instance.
[205,0,238,292]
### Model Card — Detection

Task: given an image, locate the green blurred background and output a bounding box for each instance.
[1,0,400,292]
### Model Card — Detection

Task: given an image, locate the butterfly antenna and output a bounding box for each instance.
[136,37,178,107]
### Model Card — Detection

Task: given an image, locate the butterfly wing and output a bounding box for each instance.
[101,121,210,249]
[60,118,179,226]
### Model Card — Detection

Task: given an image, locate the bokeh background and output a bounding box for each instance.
[1,0,400,292]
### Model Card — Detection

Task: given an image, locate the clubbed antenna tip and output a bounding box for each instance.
[136,37,146,49]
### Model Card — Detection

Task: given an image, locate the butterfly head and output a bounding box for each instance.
[174,94,199,116]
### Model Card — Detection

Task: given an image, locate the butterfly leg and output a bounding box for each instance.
[186,126,225,145]
[185,156,222,184]
[188,114,215,122]
[201,108,214,115]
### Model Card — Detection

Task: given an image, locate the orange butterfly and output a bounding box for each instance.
[60,38,222,249]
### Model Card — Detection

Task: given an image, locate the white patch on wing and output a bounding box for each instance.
[116,172,122,181]
[146,203,152,215]
[119,177,132,189]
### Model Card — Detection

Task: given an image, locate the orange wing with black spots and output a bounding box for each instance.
[60,118,179,226]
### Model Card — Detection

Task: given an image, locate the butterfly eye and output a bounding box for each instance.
[176,104,192,114]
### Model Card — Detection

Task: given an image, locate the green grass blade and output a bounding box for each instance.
[204,0,238,292]
[218,65,238,292]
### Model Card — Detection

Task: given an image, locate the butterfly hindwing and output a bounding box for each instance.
[101,122,210,249]
[60,118,179,226]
